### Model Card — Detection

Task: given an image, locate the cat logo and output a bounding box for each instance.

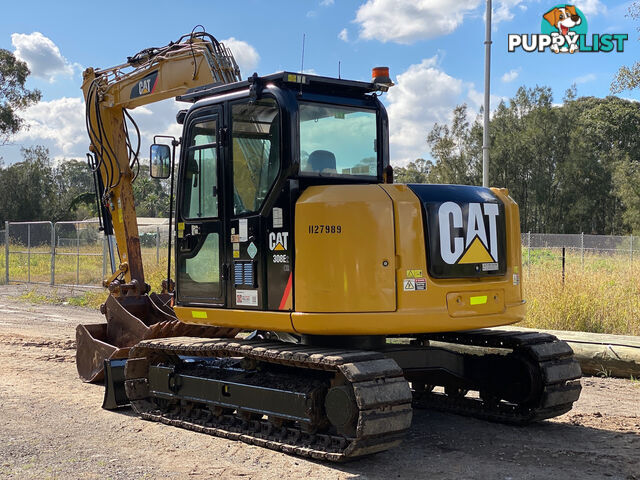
[138,78,152,95]
[268,231,289,251]
[438,202,499,265]
[130,71,158,99]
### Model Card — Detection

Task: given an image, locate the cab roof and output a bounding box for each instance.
[177,71,382,103]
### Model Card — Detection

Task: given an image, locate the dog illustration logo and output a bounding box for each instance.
[543,5,584,53]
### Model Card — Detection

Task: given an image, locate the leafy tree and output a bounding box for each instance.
[0,148,99,225]
[426,104,481,185]
[612,155,640,231]
[0,143,177,228]
[0,49,41,144]
[132,163,171,217]
[611,2,640,93]
[394,158,432,183]
[52,159,97,220]
[0,146,55,224]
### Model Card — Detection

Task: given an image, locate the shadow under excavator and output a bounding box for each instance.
[332,408,639,480]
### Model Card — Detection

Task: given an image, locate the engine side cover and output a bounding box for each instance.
[295,185,396,312]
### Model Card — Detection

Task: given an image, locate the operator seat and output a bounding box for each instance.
[308,150,336,173]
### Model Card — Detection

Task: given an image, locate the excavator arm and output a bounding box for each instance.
[82,31,241,294]
[76,31,242,383]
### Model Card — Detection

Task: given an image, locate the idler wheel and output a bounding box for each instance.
[324,385,358,436]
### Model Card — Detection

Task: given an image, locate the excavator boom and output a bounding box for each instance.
[76,31,242,383]
[82,32,240,291]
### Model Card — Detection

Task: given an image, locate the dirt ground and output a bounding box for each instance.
[0,285,638,480]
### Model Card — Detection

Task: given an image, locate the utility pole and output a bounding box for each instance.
[483,0,492,188]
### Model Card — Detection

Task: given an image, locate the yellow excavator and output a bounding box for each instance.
[77,30,582,461]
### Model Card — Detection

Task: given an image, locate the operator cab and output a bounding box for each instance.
[153,72,391,312]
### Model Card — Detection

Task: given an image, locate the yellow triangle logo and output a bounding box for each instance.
[274,242,285,251]
[458,237,494,264]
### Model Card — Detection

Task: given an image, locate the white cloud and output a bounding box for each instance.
[13,97,86,157]
[501,69,520,83]
[338,28,349,42]
[387,57,476,165]
[355,1,589,44]
[493,0,527,24]
[320,0,334,6]
[220,37,259,78]
[576,0,606,16]
[11,32,79,83]
[355,0,481,44]
[574,73,597,84]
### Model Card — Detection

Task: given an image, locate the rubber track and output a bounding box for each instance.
[124,337,413,462]
[414,329,583,424]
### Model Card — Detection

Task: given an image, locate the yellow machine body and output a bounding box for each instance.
[174,184,524,335]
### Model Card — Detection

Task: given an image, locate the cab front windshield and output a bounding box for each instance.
[299,102,378,177]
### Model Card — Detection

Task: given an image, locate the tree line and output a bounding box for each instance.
[395,87,640,235]
[0,146,170,227]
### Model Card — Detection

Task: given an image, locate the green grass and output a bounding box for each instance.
[0,244,105,285]
[3,243,169,309]
[521,249,640,336]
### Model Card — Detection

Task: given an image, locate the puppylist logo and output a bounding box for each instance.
[508,4,628,54]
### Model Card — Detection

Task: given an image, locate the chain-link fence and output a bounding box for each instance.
[522,232,637,258]
[3,220,170,287]
[139,223,170,265]
[521,232,637,280]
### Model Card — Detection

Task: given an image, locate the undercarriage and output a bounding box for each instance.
[105,329,581,461]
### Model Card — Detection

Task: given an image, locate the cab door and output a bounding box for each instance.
[227,97,282,310]
[175,109,226,306]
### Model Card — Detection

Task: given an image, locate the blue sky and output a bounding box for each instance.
[1,0,638,166]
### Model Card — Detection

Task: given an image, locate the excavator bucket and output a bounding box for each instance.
[75,293,173,383]
[76,292,239,408]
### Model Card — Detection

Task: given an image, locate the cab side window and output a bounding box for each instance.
[231,98,280,215]
[182,120,219,219]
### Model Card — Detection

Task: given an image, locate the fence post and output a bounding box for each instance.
[102,236,107,279]
[562,247,565,285]
[631,234,634,266]
[5,221,9,284]
[581,232,584,269]
[27,223,31,283]
[156,226,160,264]
[50,222,55,285]
[76,224,80,285]
[527,231,531,274]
